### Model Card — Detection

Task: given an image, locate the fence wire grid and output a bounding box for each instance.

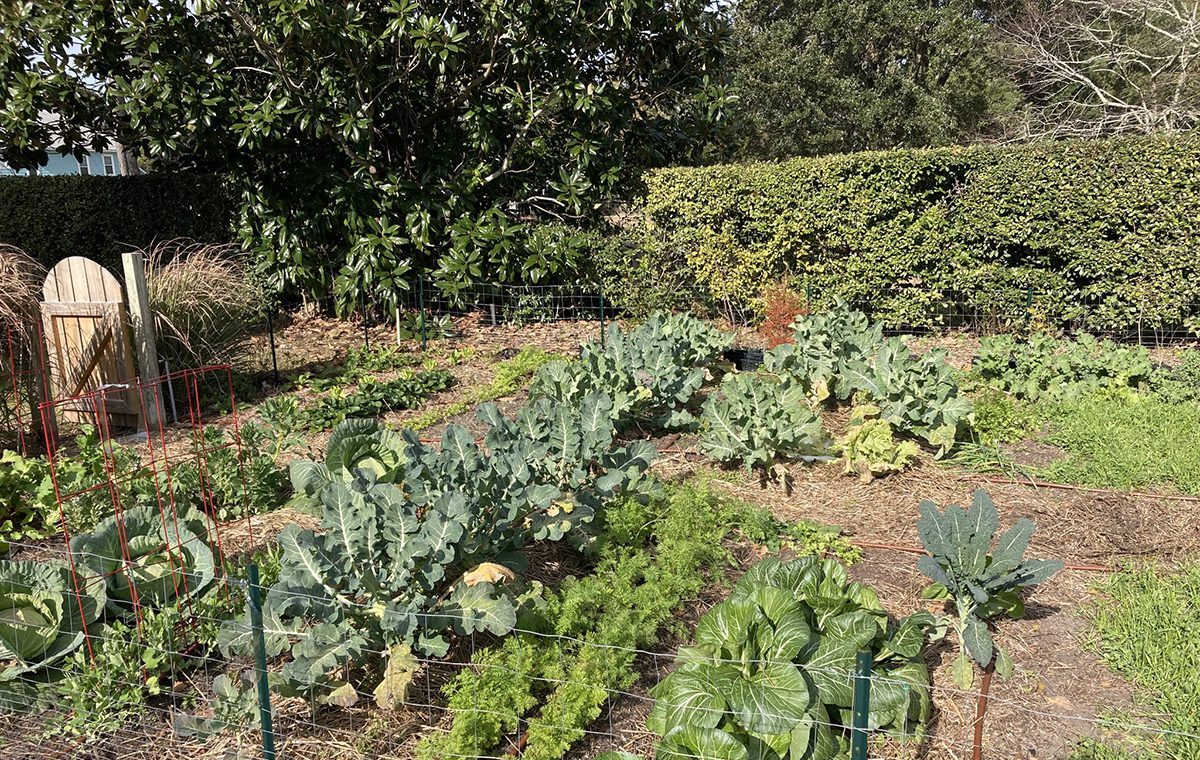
[0,556,1189,760]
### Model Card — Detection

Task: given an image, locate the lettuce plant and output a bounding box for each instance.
[838,405,920,482]
[647,557,932,760]
[0,558,106,708]
[69,504,215,615]
[698,373,830,474]
[916,489,1062,688]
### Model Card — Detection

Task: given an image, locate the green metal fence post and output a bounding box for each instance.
[850,650,872,760]
[418,275,427,351]
[247,564,276,760]
[598,284,606,344]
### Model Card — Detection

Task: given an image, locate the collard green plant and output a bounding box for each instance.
[0,559,106,707]
[647,556,932,760]
[531,312,732,432]
[916,489,1063,688]
[838,405,920,482]
[69,504,215,615]
[698,373,831,474]
[974,334,1152,402]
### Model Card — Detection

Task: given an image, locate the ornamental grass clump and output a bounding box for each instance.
[143,240,264,369]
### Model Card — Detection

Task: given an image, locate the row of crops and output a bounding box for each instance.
[4,303,1187,756]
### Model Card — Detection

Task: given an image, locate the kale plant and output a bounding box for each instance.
[916,489,1062,688]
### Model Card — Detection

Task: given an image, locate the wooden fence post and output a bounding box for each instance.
[122,251,160,431]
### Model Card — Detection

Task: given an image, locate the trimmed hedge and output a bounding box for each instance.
[0,174,236,271]
[631,135,1200,333]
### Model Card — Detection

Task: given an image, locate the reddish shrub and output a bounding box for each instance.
[759,282,809,348]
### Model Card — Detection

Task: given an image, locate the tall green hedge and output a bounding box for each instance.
[0,174,236,271]
[632,135,1200,333]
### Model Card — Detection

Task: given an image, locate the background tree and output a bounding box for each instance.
[711,0,1021,160]
[999,0,1200,138]
[0,0,729,312]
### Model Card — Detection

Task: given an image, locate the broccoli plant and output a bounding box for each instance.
[698,373,831,477]
[763,300,882,404]
[916,489,1062,689]
[531,311,731,432]
[846,339,973,456]
[220,394,655,706]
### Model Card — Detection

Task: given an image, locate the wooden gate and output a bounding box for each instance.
[40,257,140,429]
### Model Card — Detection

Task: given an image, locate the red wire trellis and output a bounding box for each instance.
[0,321,50,456]
[37,365,260,656]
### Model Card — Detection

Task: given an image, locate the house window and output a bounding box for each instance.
[102,154,117,175]
[78,157,90,175]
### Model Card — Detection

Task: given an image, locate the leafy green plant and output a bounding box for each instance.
[298,368,454,431]
[730,506,862,564]
[0,558,106,710]
[395,312,454,342]
[1150,350,1200,404]
[70,504,216,615]
[916,489,1062,688]
[647,556,932,760]
[698,373,831,475]
[0,450,55,546]
[838,404,920,482]
[531,312,732,432]
[974,333,1152,401]
[967,387,1039,445]
[46,607,186,738]
[849,339,972,455]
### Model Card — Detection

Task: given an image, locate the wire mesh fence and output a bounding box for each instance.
[352,279,1200,355]
[0,560,1192,760]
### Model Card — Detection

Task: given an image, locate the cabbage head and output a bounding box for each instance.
[70,504,215,614]
[0,558,105,683]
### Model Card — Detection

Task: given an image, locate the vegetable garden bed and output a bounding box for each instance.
[3,306,1199,760]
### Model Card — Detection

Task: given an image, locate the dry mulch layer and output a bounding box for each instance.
[7,318,1197,760]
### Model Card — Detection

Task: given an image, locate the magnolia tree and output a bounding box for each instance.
[0,0,729,311]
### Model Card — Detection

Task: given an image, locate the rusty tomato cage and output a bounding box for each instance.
[36,364,263,656]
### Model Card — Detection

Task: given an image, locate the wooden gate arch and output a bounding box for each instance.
[40,257,140,429]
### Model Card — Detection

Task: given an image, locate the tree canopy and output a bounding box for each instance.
[0,0,729,311]
[712,0,1021,160]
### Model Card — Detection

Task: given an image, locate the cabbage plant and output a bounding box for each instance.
[69,504,215,614]
[0,559,105,703]
[289,417,407,505]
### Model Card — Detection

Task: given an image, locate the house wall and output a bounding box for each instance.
[0,149,127,176]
